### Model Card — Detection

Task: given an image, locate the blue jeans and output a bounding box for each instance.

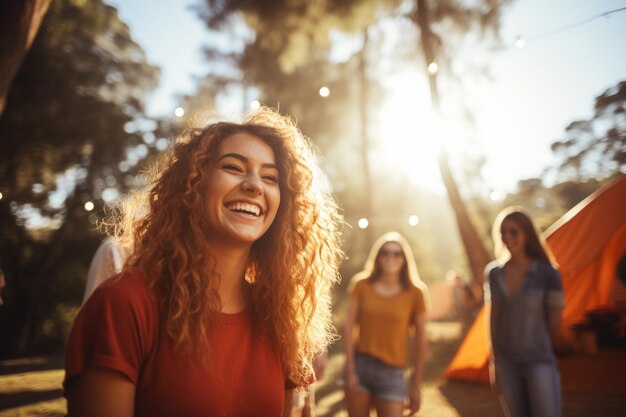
[354,351,406,402]
[495,356,562,417]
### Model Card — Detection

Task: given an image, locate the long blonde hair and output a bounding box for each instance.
[108,108,343,385]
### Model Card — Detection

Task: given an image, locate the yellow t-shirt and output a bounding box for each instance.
[351,279,428,368]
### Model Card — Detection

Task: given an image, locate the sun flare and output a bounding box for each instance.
[374,74,443,191]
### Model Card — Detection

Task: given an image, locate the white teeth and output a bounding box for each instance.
[227,202,261,216]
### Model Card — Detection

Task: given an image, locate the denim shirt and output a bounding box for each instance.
[484,260,564,366]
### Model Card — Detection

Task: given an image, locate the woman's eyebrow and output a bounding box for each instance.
[218,152,277,169]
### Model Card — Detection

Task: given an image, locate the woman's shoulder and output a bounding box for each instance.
[407,282,430,311]
[79,269,160,339]
[90,269,156,307]
[533,260,560,278]
[409,279,428,295]
[535,259,559,275]
[484,260,504,279]
[348,272,370,293]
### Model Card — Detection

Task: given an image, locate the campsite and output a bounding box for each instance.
[1,1,625,416]
[2,177,625,416]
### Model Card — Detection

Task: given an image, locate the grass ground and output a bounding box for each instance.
[0,320,624,416]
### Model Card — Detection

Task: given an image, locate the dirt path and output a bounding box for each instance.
[1,321,624,416]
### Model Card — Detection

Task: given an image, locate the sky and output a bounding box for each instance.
[108,0,626,194]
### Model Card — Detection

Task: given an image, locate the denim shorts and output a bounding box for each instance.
[354,351,406,401]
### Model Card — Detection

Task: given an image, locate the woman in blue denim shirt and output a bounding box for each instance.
[485,207,564,417]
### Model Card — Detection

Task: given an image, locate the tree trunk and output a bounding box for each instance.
[358,28,374,248]
[0,0,52,115]
[415,0,492,286]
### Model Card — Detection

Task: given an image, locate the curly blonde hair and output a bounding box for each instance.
[109,108,342,385]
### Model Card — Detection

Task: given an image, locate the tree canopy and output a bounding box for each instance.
[0,0,159,355]
[550,80,626,181]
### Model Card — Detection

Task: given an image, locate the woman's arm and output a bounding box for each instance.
[408,312,427,415]
[485,302,498,393]
[547,306,563,340]
[283,389,294,417]
[67,368,135,417]
[343,295,360,394]
[545,267,564,341]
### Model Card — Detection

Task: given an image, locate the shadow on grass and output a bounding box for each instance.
[0,355,65,412]
[0,389,64,411]
[315,378,346,417]
[0,355,64,376]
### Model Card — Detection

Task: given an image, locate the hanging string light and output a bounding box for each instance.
[495,7,626,51]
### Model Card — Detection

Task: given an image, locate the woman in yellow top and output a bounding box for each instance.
[343,232,430,417]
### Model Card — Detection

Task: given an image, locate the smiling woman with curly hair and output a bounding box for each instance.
[64,108,343,417]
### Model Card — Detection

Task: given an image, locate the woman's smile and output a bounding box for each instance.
[205,132,281,246]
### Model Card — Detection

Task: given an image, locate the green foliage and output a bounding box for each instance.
[0,0,159,356]
[41,304,81,352]
[550,80,626,181]
[198,0,400,73]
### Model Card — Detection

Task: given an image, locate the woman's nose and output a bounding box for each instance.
[242,174,262,195]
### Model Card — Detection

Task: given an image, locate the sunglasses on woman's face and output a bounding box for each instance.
[379,249,403,258]
[501,227,520,237]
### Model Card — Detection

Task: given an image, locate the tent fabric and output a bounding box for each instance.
[445,175,626,382]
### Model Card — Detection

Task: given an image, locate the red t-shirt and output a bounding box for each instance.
[64,272,293,417]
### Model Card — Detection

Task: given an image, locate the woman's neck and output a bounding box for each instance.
[372,273,403,297]
[508,252,532,267]
[378,272,401,286]
[209,244,251,313]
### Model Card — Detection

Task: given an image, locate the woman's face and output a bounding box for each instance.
[500,218,526,257]
[377,242,405,275]
[204,132,281,247]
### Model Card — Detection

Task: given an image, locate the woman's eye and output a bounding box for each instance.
[223,164,243,173]
[263,175,279,184]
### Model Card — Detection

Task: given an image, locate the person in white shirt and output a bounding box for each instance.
[82,236,129,303]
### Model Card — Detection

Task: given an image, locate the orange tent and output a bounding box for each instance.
[445,175,626,382]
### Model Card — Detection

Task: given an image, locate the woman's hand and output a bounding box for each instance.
[405,384,421,415]
[313,351,328,380]
[406,311,426,415]
[345,370,360,394]
[489,361,498,395]
[342,294,360,395]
